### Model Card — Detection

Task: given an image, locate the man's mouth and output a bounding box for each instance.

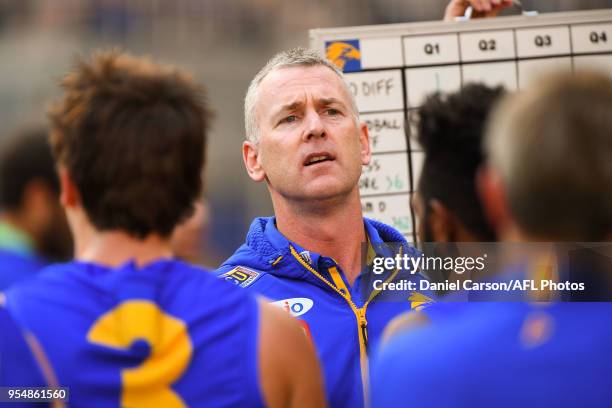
[304,153,335,166]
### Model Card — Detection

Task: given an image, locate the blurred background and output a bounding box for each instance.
[0,0,610,266]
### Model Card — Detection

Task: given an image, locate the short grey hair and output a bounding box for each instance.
[485,70,612,240]
[244,47,359,143]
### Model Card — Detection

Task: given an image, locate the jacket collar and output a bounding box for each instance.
[225,216,412,280]
[259,216,403,252]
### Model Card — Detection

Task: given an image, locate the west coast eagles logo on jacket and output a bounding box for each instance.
[219,266,262,288]
[220,267,316,338]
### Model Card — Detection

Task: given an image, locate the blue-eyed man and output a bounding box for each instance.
[217,47,430,408]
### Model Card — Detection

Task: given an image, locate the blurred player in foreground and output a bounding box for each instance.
[0,128,72,290]
[0,305,52,403]
[372,70,612,407]
[4,50,325,407]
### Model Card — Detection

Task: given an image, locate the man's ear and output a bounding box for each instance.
[477,165,511,237]
[428,199,455,243]
[359,122,371,165]
[243,141,266,182]
[58,167,80,208]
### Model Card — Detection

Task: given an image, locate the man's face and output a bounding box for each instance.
[28,182,73,261]
[245,65,370,203]
[39,196,73,261]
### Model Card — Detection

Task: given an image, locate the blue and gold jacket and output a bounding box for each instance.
[217,216,432,408]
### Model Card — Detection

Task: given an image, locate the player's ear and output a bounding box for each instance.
[58,166,81,208]
[412,191,427,243]
[428,199,454,242]
[243,141,266,182]
[477,165,512,238]
[359,121,371,165]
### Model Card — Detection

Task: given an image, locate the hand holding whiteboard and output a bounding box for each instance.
[311,9,612,242]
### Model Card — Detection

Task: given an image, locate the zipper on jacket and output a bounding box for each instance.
[289,245,371,405]
[329,265,371,352]
[289,244,405,407]
[359,312,368,350]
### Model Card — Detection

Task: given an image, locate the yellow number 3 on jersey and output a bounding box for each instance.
[87,301,193,407]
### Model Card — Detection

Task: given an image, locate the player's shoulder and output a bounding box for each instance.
[6,261,82,296]
[128,259,261,306]
[6,259,210,303]
[0,249,46,272]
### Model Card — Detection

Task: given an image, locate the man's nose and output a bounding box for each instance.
[302,110,326,141]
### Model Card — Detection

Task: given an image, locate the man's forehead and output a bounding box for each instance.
[258,65,350,107]
[260,65,344,92]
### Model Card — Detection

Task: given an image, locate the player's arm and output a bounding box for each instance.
[444,0,514,21]
[258,300,327,408]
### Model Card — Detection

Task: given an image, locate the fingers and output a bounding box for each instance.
[470,0,492,13]
[443,0,471,22]
[499,0,516,9]
[470,0,513,12]
[443,0,513,22]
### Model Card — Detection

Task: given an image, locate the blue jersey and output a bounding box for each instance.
[5,259,264,407]
[0,306,49,408]
[217,217,432,408]
[0,306,47,386]
[371,302,612,408]
[0,249,47,291]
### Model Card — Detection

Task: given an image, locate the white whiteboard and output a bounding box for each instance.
[310,9,612,243]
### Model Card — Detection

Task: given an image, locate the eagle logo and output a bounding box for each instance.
[408,291,433,310]
[325,40,361,72]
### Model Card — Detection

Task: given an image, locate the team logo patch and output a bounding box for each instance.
[220,266,261,288]
[408,291,433,310]
[325,39,361,72]
[271,297,314,317]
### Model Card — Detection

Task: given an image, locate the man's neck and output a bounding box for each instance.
[273,191,366,285]
[77,230,173,268]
